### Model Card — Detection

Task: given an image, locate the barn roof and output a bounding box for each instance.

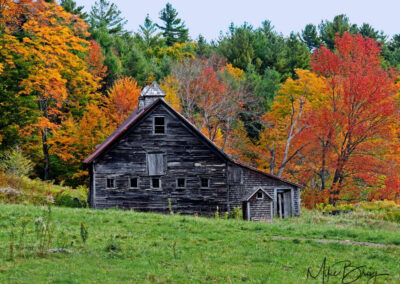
[243,188,273,201]
[83,97,303,189]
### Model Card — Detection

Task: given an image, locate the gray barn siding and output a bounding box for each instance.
[249,198,273,221]
[93,104,228,215]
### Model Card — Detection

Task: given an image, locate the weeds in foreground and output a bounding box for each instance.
[3,198,90,260]
[168,198,174,215]
[80,222,88,245]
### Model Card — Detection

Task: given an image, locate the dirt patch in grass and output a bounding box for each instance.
[271,235,398,248]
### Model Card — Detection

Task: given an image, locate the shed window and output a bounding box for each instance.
[153,117,165,134]
[130,177,138,188]
[201,178,209,188]
[147,153,164,176]
[106,178,115,189]
[256,191,263,200]
[151,178,161,189]
[177,178,185,188]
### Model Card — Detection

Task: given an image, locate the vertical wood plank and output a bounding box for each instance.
[247,202,250,221]
[290,188,295,217]
[92,163,96,209]
[278,194,282,219]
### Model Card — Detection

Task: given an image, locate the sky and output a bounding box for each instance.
[75,0,400,41]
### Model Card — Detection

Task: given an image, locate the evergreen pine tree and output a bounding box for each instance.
[89,0,127,34]
[60,0,88,20]
[318,14,358,49]
[139,14,162,48]
[301,24,320,50]
[157,3,189,46]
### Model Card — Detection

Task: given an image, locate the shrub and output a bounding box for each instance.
[0,147,33,177]
[360,200,398,211]
[54,186,88,208]
[231,206,242,220]
[336,204,355,211]
[383,211,400,223]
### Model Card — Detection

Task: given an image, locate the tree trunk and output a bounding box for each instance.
[319,140,329,190]
[41,128,50,180]
[269,142,275,175]
[329,164,344,205]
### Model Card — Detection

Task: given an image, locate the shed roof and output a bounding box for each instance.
[83,96,303,189]
[243,188,273,201]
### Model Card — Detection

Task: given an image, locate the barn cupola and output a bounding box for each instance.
[138,81,166,110]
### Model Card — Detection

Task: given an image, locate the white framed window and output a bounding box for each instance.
[177,178,185,188]
[151,178,161,189]
[201,178,210,188]
[153,116,165,134]
[106,178,115,189]
[256,191,264,200]
[129,177,139,189]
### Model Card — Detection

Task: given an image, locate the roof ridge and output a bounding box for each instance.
[83,99,302,188]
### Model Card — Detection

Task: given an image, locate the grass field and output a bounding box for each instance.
[0,204,399,283]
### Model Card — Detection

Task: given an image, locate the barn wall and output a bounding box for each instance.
[92,104,228,215]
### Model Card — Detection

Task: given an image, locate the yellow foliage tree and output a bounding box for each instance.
[256,69,329,179]
[159,75,182,112]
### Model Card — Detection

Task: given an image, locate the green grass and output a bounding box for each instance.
[0,204,399,283]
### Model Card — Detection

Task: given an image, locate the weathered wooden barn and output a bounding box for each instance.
[84,82,302,221]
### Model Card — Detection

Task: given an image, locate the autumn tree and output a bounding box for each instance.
[52,76,142,184]
[102,76,142,126]
[0,0,37,150]
[170,55,249,151]
[257,69,327,177]
[311,32,398,203]
[86,40,107,80]
[18,0,100,179]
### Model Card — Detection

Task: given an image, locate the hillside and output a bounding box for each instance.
[0,172,87,208]
[0,204,399,283]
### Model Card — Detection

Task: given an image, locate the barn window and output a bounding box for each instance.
[153,116,165,134]
[256,191,263,200]
[129,177,138,188]
[201,178,209,188]
[151,178,161,189]
[147,153,164,176]
[106,178,115,189]
[231,167,242,184]
[177,178,185,188]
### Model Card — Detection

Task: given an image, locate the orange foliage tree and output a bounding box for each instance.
[9,0,102,179]
[86,40,107,81]
[102,76,142,127]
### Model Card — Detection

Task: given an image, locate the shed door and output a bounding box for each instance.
[283,191,292,218]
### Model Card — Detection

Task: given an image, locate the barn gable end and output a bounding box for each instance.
[90,102,228,214]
